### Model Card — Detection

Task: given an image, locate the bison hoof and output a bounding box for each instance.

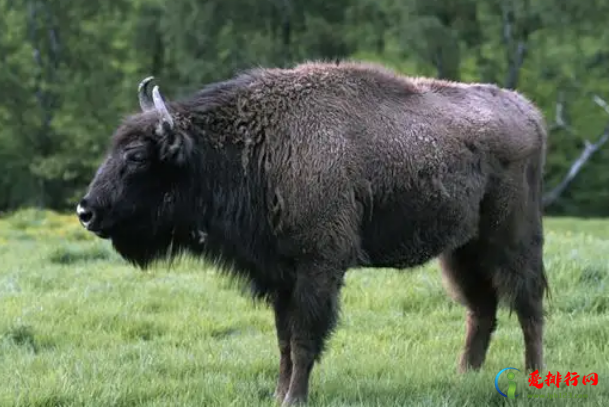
[282,393,307,406]
[273,390,287,404]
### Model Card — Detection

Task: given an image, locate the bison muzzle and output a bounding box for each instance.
[77,61,549,405]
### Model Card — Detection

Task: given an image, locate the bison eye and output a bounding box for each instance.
[125,150,148,163]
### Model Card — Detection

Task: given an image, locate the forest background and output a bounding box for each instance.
[2,0,609,216]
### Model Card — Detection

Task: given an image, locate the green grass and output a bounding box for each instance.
[0,209,607,406]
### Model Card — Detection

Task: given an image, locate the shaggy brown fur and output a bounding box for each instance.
[77,60,548,405]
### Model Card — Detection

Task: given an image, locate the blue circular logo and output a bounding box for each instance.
[495,367,521,398]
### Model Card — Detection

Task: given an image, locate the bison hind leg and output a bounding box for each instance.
[439,239,499,372]
[491,235,547,373]
[441,228,547,374]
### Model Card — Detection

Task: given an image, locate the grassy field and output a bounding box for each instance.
[0,209,607,407]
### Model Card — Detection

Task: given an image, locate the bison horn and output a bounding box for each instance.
[138,76,155,112]
[152,85,174,128]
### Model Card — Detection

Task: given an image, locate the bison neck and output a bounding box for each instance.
[189,168,294,299]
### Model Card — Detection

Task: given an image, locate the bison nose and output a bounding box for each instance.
[76,198,95,228]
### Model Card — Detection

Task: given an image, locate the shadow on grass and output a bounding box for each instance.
[48,244,112,265]
[1,324,54,354]
[122,320,166,342]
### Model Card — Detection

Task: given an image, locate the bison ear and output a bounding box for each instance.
[148,83,192,165]
[156,120,193,166]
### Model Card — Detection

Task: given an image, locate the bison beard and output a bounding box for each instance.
[78,61,549,405]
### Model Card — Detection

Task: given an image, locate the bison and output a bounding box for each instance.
[77,60,548,405]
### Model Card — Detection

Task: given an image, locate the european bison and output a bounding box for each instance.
[77,61,548,405]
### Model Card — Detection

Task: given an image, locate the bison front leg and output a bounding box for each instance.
[282,267,343,406]
[273,291,293,402]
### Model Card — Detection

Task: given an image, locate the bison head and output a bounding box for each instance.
[77,77,199,268]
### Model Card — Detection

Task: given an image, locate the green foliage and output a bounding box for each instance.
[0,210,607,406]
[1,0,608,215]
